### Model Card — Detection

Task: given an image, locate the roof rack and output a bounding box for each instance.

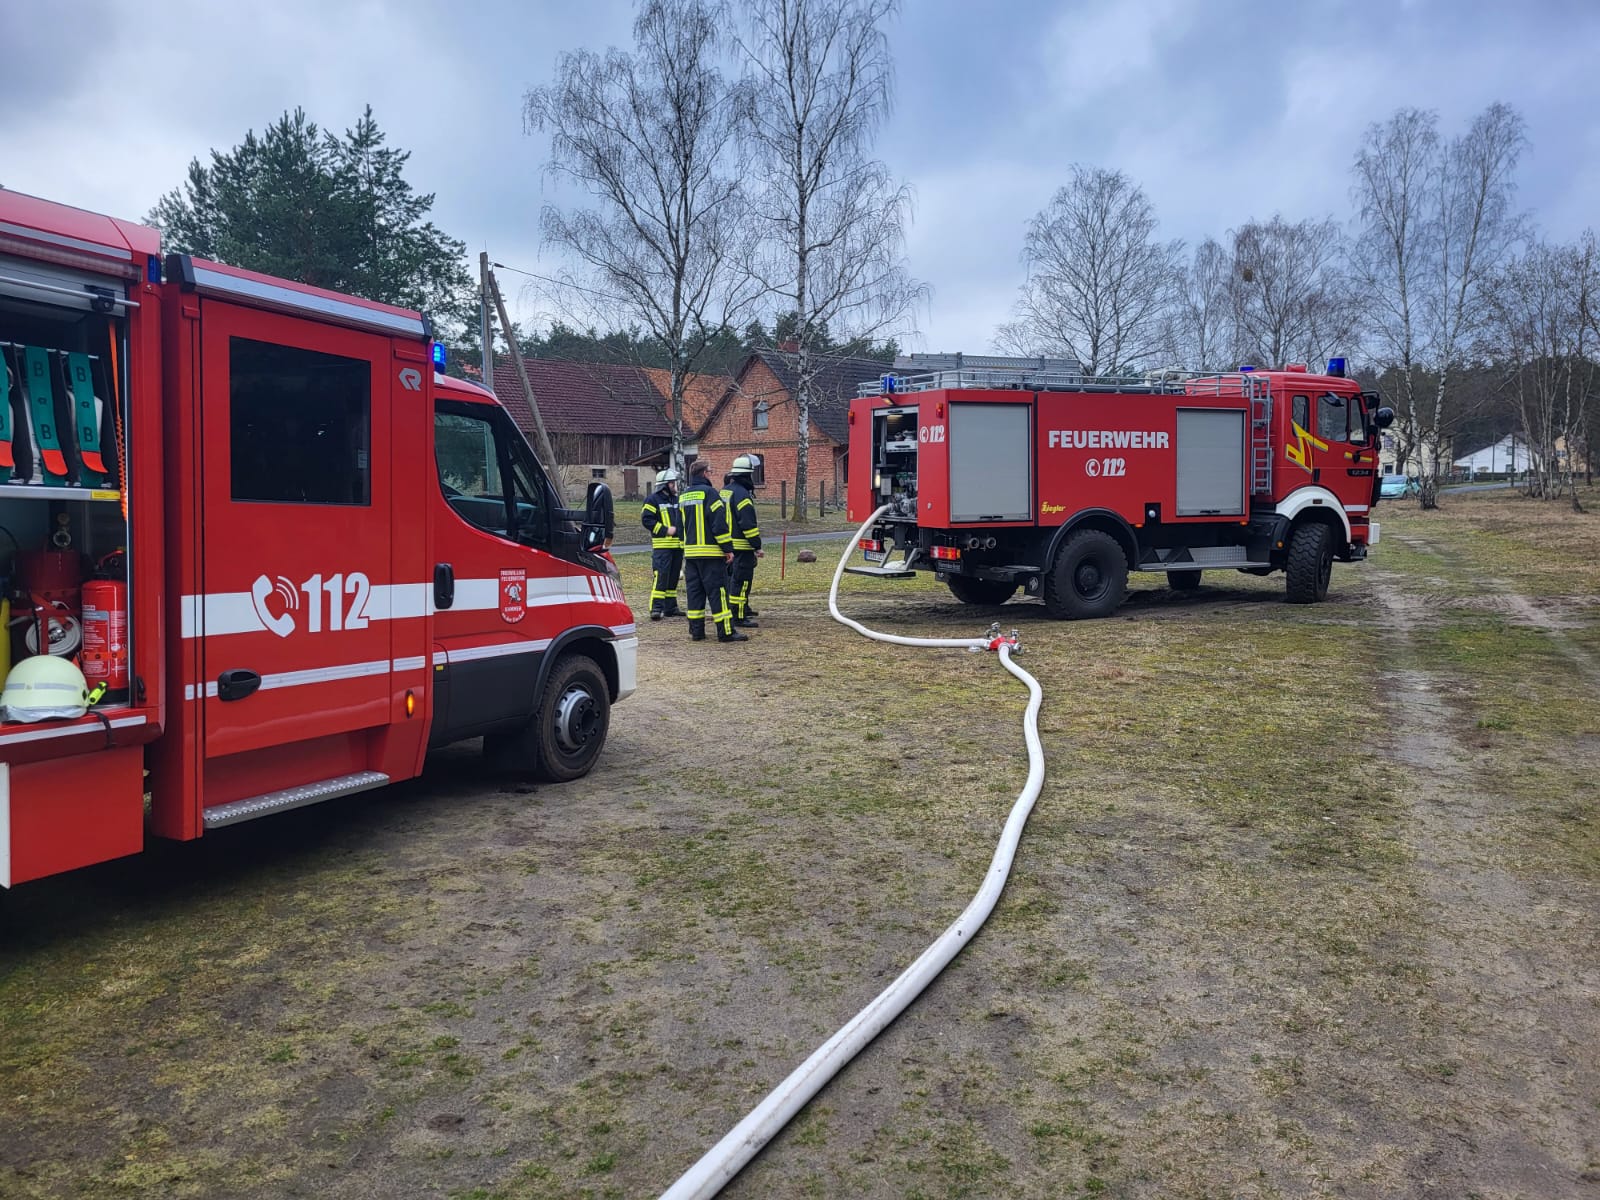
[856,353,1273,400]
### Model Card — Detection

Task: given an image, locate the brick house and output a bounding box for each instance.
[691,349,890,504]
[639,368,730,455]
[491,359,672,498]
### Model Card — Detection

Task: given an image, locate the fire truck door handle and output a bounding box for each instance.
[217,669,261,702]
[434,563,455,610]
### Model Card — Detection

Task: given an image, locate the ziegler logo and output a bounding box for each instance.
[249,571,374,638]
[1041,502,1066,514]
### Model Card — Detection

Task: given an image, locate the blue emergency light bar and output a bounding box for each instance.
[432,342,448,370]
[1326,357,1346,377]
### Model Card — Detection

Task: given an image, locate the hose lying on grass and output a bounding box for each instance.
[657,505,1047,1200]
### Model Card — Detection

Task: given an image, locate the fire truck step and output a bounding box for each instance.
[1135,558,1272,573]
[844,565,918,579]
[203,771,392,829]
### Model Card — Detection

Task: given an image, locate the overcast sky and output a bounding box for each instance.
[5,0,1597,356]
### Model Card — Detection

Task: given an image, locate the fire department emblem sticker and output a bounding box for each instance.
[500,568,527,624]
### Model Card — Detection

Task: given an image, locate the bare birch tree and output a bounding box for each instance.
[737,0,923,522]
[1227,215,1359,371]
[1492,238,1596,508]
[1162,236,1231,371]
[1350,107,1439,476]
[1417,101,1527,507]
[525,0,758,474]
[997,166,1182,375]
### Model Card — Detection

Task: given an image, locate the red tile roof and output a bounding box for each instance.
[639,368,733,438]
[491,358,674,438]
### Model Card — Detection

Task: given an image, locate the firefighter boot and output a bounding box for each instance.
[717,627,749,643]
[733,617,759,629]
[689,619,706,641]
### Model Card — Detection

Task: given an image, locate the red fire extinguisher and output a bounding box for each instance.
[81,556,128,700]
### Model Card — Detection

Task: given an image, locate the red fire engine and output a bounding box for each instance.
[0,190,635,886]
[846,354,1394,617]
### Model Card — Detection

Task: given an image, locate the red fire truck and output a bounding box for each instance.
[0,190,635,887]
[846,354,1394,618]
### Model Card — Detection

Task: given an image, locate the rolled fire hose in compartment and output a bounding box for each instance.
[657,505,1047,1200]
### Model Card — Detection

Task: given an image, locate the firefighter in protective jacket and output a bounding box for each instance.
[679,461,745,642]
[720,455,763,627]
[641,468,684,619]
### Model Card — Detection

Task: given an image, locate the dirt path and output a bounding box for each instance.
[1370,554,1600,1197]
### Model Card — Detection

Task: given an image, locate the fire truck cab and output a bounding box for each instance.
[846,355,1394,618]
[0,190,634,886]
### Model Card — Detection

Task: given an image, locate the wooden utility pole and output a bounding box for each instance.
[483,263,568,507]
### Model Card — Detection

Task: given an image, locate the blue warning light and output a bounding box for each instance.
[431,342,448,370]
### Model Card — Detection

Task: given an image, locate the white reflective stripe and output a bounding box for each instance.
[444,639,550,664]
[184,684,195,701]
[258,659,390,691]
[392,655,427,672]
[0,762,8,888]
[432,651,448,666]
[1344,504,1370,513]
[0,714,148,747]
[184,576,612,635]
[610,623,637,636]
[373,584,429,620]
[201,593,267,637]
[190,265,425,337]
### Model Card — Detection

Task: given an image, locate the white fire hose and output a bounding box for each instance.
[658,506,1046,1200]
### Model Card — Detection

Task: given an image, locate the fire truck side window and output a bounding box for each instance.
[1317,392,1358,443]
[435,402,549,547]
[1292,394,1311,433]
[230,338,371,505]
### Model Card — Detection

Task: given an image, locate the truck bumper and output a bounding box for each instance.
[613,636,638,702]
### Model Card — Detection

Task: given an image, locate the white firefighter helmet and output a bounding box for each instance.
[1,655,92,723]
[656,467,681,485]
[730,453,759,474]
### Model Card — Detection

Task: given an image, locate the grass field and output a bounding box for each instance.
[2,488,1597,1199]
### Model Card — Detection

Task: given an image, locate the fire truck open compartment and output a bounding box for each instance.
[1,256,134,701]
[0,249,145,885]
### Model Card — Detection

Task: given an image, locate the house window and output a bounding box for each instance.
[753,400,769,430]
[591,467,607,479]
[747,453,766,487]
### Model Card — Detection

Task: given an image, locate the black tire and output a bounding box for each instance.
[1285,522,1334,604]
[1044,528,1128,620]
[1167,570,1202,591]
[946,576,1018,606]
[486,654,611,783]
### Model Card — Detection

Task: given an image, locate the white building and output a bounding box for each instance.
[1454,434,1532,477]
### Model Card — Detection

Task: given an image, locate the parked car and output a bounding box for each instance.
[1379,473,1418,498]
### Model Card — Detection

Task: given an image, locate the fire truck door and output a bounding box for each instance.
[1312,390,1373,504]
[428,398,565,743]
[196,305,398,763]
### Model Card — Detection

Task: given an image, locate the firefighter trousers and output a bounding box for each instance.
[649,547,683,615]
[729,550,758,620]
[684,556,733,638]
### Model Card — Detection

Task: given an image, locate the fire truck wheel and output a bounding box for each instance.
[1166,570,1203,591]
[945,576,1018,606]
[1285,522,1334,603]
[487,654,611,782]
[1044,528,1128,620]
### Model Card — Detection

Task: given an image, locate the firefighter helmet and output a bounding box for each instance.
[656,468,681,485]
[1,655,92,723]
[730,454,759,474]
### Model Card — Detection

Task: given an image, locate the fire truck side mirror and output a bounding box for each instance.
[1373,407,1395,431]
